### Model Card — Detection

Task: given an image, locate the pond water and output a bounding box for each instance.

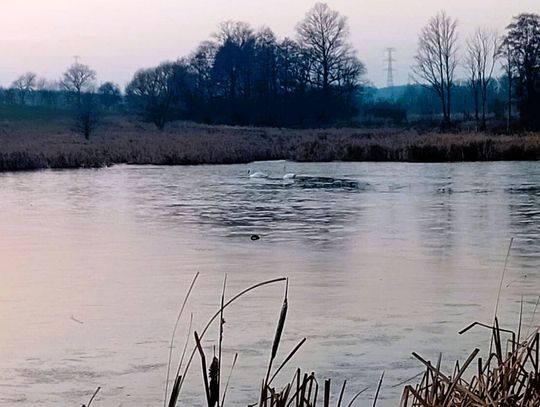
[0,161,539,406]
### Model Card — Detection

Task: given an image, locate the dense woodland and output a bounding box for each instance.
[1,3,540,137]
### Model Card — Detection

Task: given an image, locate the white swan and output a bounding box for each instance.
[248,169,269,178]
[282,163,295,180]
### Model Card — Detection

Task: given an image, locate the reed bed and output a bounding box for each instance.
[73,271,540,407]
[402,240,540,406]
[160,271,540,407]
[1,116,539,171]
[401,318,540,407]
[162,274,390,407]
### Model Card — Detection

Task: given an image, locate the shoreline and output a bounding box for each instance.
[0,117,539,171]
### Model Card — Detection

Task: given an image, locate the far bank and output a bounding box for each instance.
[0,116,538,171]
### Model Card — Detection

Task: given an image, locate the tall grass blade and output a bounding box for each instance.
[221,352,238,407]
[372,371,384,407]
[324,379,331,407]
[268,338,307,385]
[167,375,182,407]
[194,330,211,407]
[527,294,540,337]
[177,277,287,400]
[518,294,524,345]
[174,313,193,382]
[494,238,513,319]
[218,274,227,407]
[337,380,347,407]
[164,272,199,406]
[346,386,370,407]
[85,386,101,407]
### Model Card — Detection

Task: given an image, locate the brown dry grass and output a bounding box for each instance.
[402,318,540,407]
[0,116,539,171]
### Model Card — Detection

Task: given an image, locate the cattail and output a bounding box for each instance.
[209,356,219,407]
[271,294,288,361]
[265,280,288,386]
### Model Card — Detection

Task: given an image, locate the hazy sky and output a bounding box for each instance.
[2,0,539,88]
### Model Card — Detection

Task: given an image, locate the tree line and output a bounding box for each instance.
[126,3,365,129]
[1,4,539,136]
[0,2,364,136]
[361,81,511,126]
[412,11,540,131]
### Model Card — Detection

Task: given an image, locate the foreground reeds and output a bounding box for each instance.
[157,272,540,407]
[401,318,540,406]
[76,243,538,407]
[401,239,539,406]
[161,275,391,407]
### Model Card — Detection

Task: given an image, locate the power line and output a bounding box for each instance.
[384,47,396,88]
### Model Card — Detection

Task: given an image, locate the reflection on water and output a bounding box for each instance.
[0,161,539,406]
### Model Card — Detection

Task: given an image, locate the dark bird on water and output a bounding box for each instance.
[250,234,260,241]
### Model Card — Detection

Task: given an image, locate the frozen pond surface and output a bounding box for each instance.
[0,161,539,406]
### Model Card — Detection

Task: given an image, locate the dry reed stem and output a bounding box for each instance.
[218,274,227,407]
[164,272,199,406]
[176,277,287,402]
[84,386,101,407]
[402,322,540,407]
[221,352,238,407]
[194,330,212,407]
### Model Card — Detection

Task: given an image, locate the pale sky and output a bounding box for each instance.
[1,0,539,88]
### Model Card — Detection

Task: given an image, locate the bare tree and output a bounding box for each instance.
[61,61,96,106]
[97,82,122,111]
[296,2,360,98]
[277,38,310,94]
[126,62,188,130]
[76,92,99,140]
[502,13,540,130]
[60,61,98,137]
[214,21,254,47]
[35,79,62,107]
[413,11,459,127]
[465,44,480,123]
[466,29,499,130]
[212,21,257,102]
[500,41,514,132]
[254,27,278,99]
[11,72,37,105]
[189,41,218,99]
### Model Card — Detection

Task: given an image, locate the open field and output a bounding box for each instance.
[0,115,539,171]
